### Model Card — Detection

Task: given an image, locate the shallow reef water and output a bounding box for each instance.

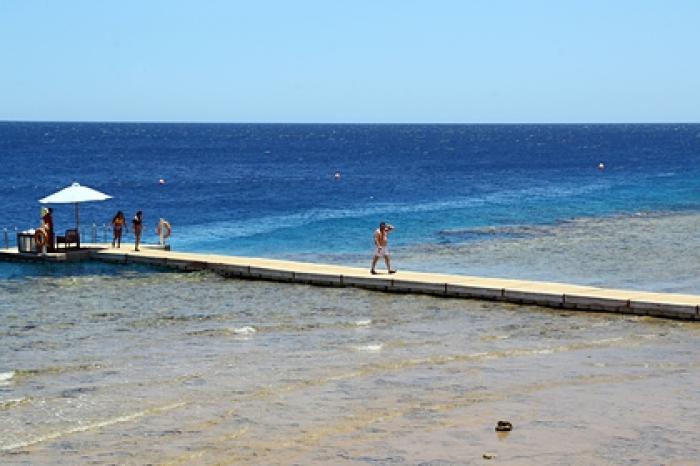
[2,266,700,464]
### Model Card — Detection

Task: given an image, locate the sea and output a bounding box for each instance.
[2,122,700,464]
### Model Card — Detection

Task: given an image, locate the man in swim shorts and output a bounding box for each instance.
[370,222,396,275]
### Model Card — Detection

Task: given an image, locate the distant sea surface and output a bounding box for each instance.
[2,123,700,287]
[2,123,700,464]
[1,123,699,273]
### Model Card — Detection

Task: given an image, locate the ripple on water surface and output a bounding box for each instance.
[2,263,700,463]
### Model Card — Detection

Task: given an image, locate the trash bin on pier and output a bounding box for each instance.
[17,232,36,253]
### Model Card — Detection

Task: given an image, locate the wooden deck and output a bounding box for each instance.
[2,244,699,321]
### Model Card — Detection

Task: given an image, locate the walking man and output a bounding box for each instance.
[370,222,396,274]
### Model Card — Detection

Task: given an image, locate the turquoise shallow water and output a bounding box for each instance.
[289,211,700,294]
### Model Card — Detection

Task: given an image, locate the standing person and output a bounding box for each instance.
[132,211,143,251]
[42,207,54,252]
[370,222,396,275]
[111,211,126,248]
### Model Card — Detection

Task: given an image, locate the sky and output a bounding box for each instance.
[1,0,699,123]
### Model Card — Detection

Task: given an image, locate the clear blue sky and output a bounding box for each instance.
[1,0,698,123]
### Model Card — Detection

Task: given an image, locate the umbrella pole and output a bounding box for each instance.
[75,202,81,248]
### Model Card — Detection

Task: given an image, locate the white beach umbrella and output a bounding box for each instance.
[39,182,112,232]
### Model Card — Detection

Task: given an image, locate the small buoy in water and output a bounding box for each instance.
[334,171,341,180]
[598,162,605,171]
[159,178,166,185]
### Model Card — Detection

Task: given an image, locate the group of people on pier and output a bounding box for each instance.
[110,210,143,250]
[37,209,146,252]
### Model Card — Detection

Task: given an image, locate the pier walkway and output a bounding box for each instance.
[1,244,699,321]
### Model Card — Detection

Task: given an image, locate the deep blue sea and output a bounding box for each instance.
[2,122,700,283]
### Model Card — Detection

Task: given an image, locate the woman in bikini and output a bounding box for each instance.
[111,211,126,248]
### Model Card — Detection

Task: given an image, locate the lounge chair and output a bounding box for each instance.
[56,229,80,250]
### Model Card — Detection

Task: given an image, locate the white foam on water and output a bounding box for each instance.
[0,401,187,452]
[356,344,383,352]
[0,371,15,386]
[232,326,257,335]
[355,319,372,327]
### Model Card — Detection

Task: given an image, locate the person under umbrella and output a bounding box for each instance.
[39,182,112,248]
[41,207,54,252]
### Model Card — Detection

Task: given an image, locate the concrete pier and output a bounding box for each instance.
[2,244,700,321]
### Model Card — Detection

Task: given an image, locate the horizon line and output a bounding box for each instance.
[2,119,699,126]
